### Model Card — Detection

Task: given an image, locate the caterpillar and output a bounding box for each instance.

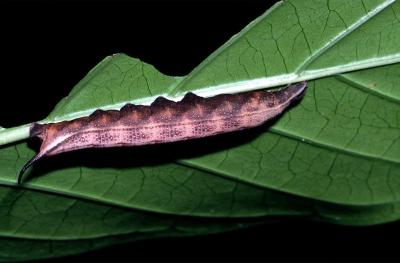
[18,81,307,184]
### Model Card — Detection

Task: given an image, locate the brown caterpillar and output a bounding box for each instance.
[18,82,307,184]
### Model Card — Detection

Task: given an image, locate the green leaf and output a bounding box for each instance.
[0,184,269,261]
[0,235,143,262]
[41,0,399,122]
[179,0,400,205]
[1,142,312,218]
[0,0,400,260]
[0,185,176,239]
[183,65,400,205]
[0,224,260,262]
[2,185,400,261]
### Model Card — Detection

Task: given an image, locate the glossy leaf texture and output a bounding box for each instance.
[0,185,269,261]
[0,0,400,261]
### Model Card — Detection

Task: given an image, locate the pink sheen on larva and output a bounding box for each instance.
[18,82,307,183]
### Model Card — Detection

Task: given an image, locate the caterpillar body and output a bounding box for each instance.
[18,82,307,183]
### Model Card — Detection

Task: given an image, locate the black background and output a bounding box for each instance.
[0,0,398,262]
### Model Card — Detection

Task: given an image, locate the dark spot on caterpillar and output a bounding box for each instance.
[180,92,203,103]
[17,81,307,184]
[192,122,215,134]
[151,96,175,107]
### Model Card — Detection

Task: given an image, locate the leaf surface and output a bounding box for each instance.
[0,0,399,260]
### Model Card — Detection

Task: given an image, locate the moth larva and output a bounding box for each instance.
[18,82,307,183]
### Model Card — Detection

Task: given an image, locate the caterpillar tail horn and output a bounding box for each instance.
[17,154,44,184]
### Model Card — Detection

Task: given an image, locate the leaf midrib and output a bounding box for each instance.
[2,70,400,210]
[295,0,395,74]
[0,0,399,224]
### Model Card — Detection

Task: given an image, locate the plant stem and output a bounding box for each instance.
[0,124,31,146]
